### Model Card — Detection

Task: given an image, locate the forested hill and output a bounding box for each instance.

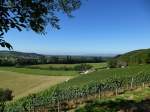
[0,51,43,58]
[113,48,150,65]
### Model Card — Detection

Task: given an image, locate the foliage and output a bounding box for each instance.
[0,89,13,112]
[0,0,81,49]
[108,59,118,68]
[74,63,93,71]
[0,89,13,102]
[108,59,128,68]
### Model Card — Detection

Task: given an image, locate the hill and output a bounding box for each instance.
[0,51,44,59]
[0,51,47,66]
[109,49,150,67]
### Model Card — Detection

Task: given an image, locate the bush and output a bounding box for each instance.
[0,89,13,112]
[108,60,118,68]
[48,66,74,71]
[0,89,13,102]
[74,64,93,71]
[108,60,128,68]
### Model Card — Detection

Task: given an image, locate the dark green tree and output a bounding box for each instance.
[74,64,93,72]
[0,0,81,49]
[108,59,118,68]
[0,88,13,112]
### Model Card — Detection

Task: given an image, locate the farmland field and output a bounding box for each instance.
[0,63,107,76]
[0,67,79,76]
[5,64,150,112]
[0,70,73,99]
[1,1,150,111]
[0,63,107,100]
[1,64,150,99]
[28,62,107,69]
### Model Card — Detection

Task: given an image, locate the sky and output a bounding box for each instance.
[1,0,150,55]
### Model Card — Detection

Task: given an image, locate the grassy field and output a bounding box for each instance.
[29,63,78,68]
[0,70,73,99]
[0,63,107,76]
[28,62,107,69]
[0,67,78,76]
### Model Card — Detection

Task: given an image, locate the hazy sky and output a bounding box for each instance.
[1,0,150,55]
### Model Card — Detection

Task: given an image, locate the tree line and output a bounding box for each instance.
[0,55,106,66]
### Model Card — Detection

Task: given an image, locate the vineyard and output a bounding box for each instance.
[1,0,150,111]
[5,65,150,112]
[59,64,150,87]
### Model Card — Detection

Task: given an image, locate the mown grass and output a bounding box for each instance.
[29,63,78,68]
[28,62,107,70]
[87,62,107,69]
[0,67,78,76]
[0,70,73,99]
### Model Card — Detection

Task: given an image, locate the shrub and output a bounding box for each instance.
[0,89,13,112]
[74,64,93,71]
[108,60,118,68]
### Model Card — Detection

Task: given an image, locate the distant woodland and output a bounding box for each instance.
[0,51,109,66]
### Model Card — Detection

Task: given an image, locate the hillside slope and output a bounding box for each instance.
[113,49,150,66]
